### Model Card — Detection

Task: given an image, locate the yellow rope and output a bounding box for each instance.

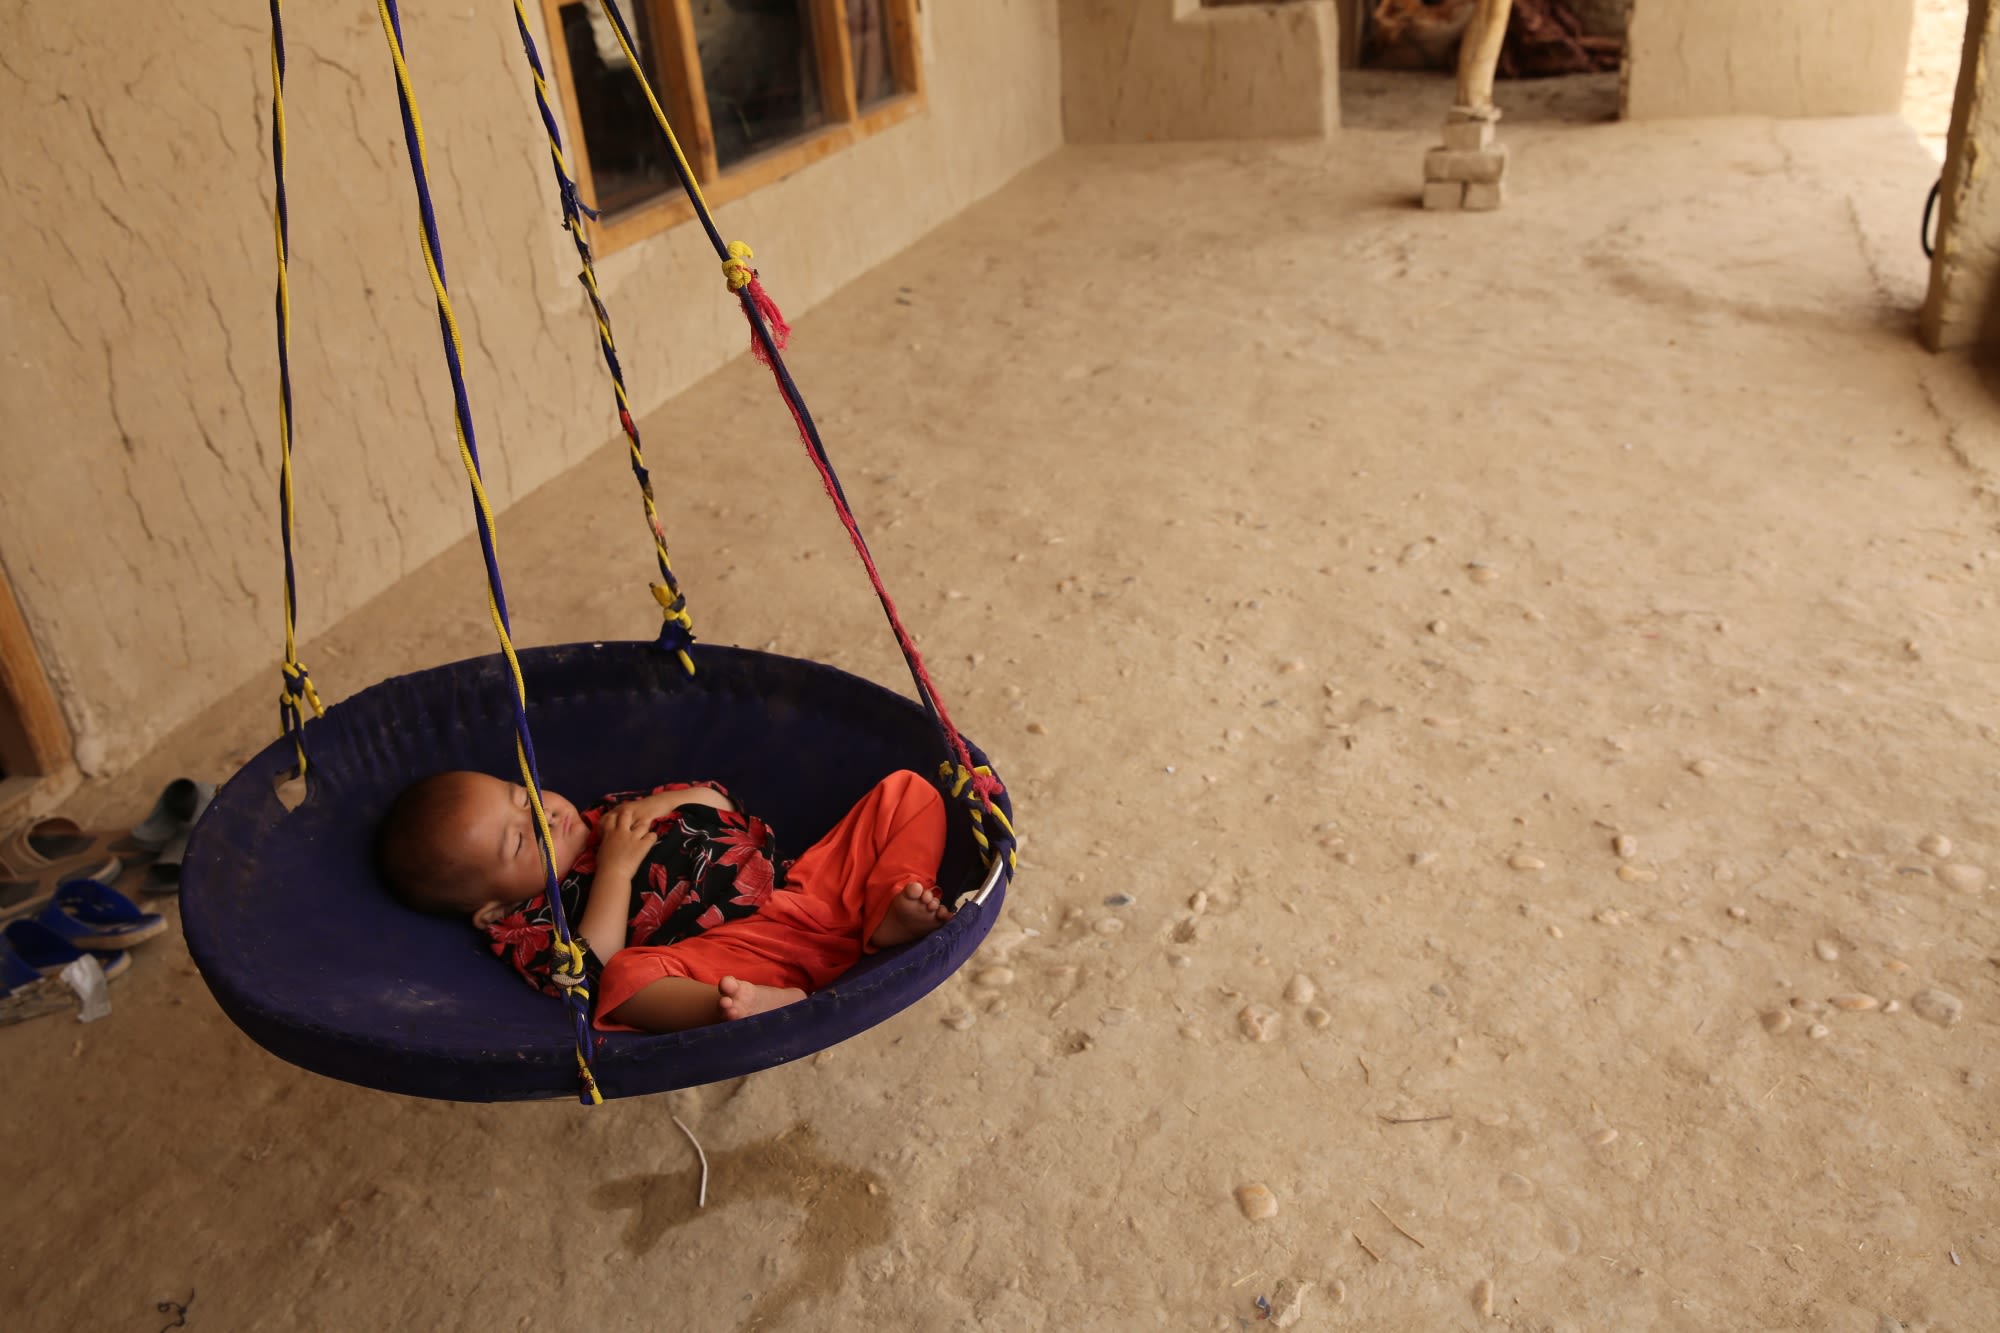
[939,762,1018,873]
[270,3,325,779]
[590,0,758,294]
[515,0,699,666]
[592,0,710,212]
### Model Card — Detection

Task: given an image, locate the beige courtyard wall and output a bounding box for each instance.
[1922,0,2000,351]
[1061,0,1341,142]
[1624,0,1915,119]
[0,0,1061,777]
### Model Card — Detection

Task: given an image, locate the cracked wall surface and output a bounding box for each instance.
[1062,0,1341,142]
[0,0,1061,777]
[1922,0,2000,351]
[1624,0,1915,120]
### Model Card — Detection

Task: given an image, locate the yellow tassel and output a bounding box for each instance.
[722,240,756,291]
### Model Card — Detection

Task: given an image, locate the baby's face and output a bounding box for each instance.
[445,774,589,923]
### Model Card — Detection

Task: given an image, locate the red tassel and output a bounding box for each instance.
[745,276,791,367]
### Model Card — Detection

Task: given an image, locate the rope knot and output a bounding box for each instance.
[651,583,696,667]
[651,581,694,630]
[550,937,590,989]
[721,240,756,292]
[281,659,326,718]
[557,175,600,226]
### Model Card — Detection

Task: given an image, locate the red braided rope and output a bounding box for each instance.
[739,287,992,805]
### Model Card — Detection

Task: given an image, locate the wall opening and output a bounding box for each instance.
[1339,0,1624,128]
[1354,1,1624,79]
[1905,0,1969,160]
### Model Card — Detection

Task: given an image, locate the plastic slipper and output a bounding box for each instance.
[0,816,99,868]
[0,847,126,924]
[140,829,191,898]
[1,919,130,981]
[36,880,167,951]
[0,816,122,881]
[112,778,217,857]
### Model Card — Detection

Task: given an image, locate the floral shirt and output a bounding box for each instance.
[480,782,783,999]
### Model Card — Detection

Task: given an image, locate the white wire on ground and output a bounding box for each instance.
[672,1115,709,1208]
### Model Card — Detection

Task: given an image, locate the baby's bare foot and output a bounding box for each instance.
[869,882,954,949]
[717,975,806,1021]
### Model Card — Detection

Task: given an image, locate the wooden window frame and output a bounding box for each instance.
[539,0,927,256]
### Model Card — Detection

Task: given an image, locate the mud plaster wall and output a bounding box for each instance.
[0,0,1060,777]
[1623,0,1915,119]
[1922,0,2000,351]
[1061,0,1341,142]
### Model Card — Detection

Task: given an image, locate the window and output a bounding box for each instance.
[543,0,925,252]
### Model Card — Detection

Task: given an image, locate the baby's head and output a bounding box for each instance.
[376,771,589,925]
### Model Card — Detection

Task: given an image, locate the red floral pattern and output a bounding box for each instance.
[479,783,783,1000]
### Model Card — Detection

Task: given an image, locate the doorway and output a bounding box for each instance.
[1905,0,1969,160]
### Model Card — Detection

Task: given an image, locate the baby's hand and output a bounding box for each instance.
[596,801,660,869]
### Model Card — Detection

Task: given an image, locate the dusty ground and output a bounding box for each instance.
[7,72,2000,1333]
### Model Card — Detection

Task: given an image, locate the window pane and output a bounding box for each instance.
[559,1,677,213]
[847,0,895,108]
[692,0,824,168]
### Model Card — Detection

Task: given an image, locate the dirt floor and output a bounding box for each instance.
[7,67,1999,1333]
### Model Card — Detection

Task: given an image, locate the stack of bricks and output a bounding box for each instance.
[1422,113,1507,212]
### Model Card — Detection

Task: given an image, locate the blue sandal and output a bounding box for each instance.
[1,919,131,981]
[39,880,166,951]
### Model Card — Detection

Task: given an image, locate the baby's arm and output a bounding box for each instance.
[575,803,658,963]
[618,783,738,824]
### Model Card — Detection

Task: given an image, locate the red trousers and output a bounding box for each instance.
[594,770,946,1027]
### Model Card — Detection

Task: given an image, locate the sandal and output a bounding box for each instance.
[112,779,216,858]
[0,848,126,924]
[0,814,121,881]
[37,880,166,951]
[141,830,191,898]
[2,919,131,981]
[0,816,100,867]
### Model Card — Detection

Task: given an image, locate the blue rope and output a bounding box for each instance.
[590,0,959,760]
[377,0,597,1101]
[512,1,696,667]
[270,0,317,770]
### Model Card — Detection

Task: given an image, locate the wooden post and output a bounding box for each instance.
[1423,0,1513,211]
[1455,0,1513,118]
[0,570,69,778]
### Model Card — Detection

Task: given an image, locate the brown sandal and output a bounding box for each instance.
[0,819,123,923]
[0,816,118,876]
